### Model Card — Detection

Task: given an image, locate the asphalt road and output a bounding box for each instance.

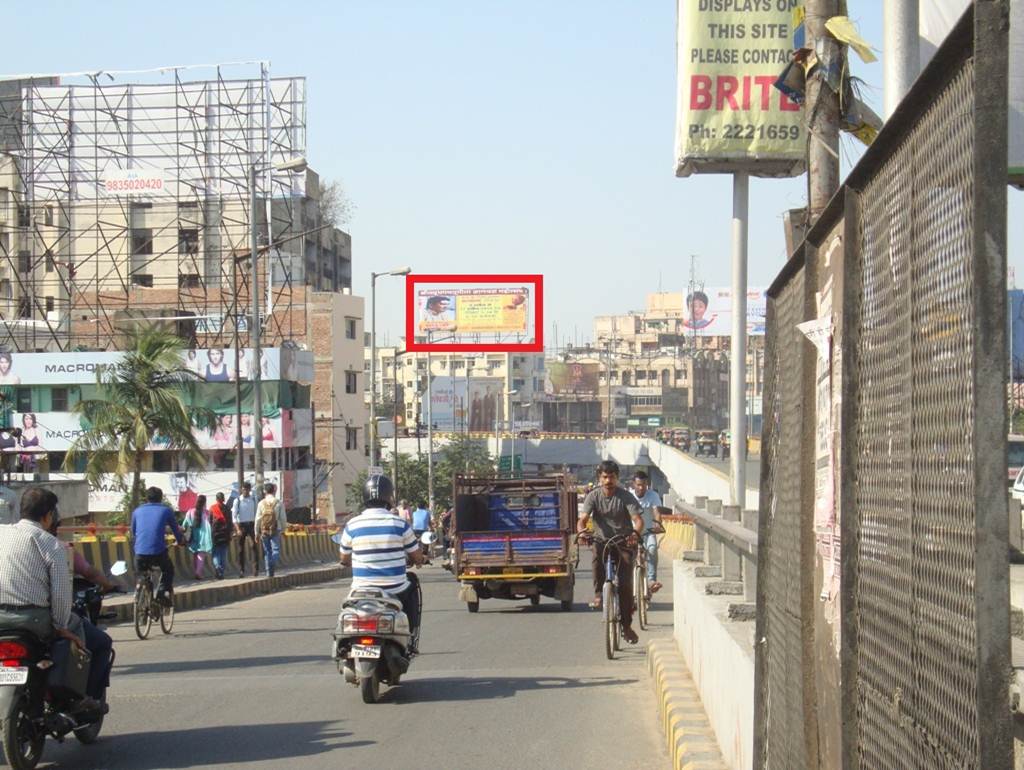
[28,556,672,770]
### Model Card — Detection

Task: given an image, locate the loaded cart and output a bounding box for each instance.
[453,474,578,613]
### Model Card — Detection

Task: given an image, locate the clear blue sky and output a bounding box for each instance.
[6,1,1021,345]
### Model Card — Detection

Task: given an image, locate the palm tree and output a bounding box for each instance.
[64,327,216,512]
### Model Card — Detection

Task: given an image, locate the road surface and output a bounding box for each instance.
[33,557,672,770]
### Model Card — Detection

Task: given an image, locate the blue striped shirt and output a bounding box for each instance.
[340,508,419,593]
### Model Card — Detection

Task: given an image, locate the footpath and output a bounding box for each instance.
[71,532,347,622]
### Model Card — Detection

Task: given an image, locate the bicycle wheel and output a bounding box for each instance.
[159,595,175,634]
[634,564,647,630]
[133,581,153,640]
[603,581,615,660]
[613,590,621,652]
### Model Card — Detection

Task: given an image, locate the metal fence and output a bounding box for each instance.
[754,4,1011,768]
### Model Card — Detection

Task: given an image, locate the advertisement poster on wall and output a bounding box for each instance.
[545,361,600,396]
[683,286,767,336]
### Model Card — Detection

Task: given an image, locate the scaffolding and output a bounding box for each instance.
[0,62,309,352]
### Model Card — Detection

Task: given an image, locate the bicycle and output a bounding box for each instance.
[633,523,665,631]
[579,531,637,660]
[133,565,175,640]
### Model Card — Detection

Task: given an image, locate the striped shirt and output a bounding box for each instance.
[0,519,72,629]
[339,508,418,593]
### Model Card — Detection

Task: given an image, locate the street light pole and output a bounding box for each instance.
[369,266,411,470]
[250,162,265,490]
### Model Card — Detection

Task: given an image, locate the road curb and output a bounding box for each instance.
[647,637,729,770]
[106,563,347,623]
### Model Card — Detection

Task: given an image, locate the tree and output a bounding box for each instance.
[64,327,216,513]
[319,180,355,228]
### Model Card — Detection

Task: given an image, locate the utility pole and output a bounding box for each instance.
[310,399,317,524]
[805,0,844,220]
[232,254,244,495]
[883,0,920,120]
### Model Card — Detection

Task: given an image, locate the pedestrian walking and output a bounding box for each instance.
[397,499,412,525]
[412,501,430,539]
[183,495,213,580]
[257,483,286,577]
[233,481,259,577]
[209,491,233,580]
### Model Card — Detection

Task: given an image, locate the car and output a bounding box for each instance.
[1010,434,1024,486]
[1013,466,1024,502]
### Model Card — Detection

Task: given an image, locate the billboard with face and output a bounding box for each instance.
[683,287,767,336]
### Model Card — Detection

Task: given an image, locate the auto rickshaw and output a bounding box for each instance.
[694,430,719,458]
[672,427,692,452]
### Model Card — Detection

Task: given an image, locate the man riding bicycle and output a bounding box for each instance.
[577,460,644,644]
[631,470,664,595]
[130,486,186,604]
[338,474,425,652]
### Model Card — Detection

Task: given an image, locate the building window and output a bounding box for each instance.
[178,273,201,288]
[15,388,31,413]
[513,378,525,390]
[44,251,54,273]
[131,228,153,256]
[51,387,68,411]
[43,206,53,227]
[45,296,54,314]
[178,228,199,256]
[345,371,358,394]
[0,280,10,300]
[153,451,178,472]
[345,427,358,451]
[345,318,357,339]
[17,297,31,319]
[17,251,30,273]
[131,274,154,288]
[17,206,30,228]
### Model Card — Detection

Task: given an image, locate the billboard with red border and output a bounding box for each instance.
[405,274,543,352]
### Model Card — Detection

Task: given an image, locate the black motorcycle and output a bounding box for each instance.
[0,560,126,770]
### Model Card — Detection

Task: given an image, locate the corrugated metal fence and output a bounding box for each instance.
[754,4,1012,768]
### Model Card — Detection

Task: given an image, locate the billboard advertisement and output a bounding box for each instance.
[50,469,311,513]
[674,0,804,178]
[0,348,313,387]
[545,361,600,396]
[416,287,530,335]
[12,409,310,452]
[426,376,504,432]
[684,286,767,336]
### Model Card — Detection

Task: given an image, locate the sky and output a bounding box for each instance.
[5,1,1022,347]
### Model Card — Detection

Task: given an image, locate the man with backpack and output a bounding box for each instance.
[209,492,233,580]
[257,483,286,577]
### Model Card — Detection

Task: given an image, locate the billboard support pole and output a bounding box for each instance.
[729,171,749,508]
[427,339,434,514]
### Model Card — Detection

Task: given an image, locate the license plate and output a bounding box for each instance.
[502,567,519,575]
[350,644,381,659]
[0,667,28,685]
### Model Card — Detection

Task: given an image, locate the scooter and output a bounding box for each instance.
[0,561,127,770]
[330,533,425,703]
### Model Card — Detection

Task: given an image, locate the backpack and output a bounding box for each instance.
[211,505,232,544]
[257,498,280,537]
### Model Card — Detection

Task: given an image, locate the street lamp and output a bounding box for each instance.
[512,400,532,476]
[250,155,307,489]
[369,266,412,469]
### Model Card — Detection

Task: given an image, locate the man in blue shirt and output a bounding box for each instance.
[631,471,665,594]
[131,487,185,603]
[411,501,431,538]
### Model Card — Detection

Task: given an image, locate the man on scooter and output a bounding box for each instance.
[338,474,425,650]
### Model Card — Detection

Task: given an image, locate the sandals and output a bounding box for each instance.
[589,596,602,610]
[650,581,662,594]
[622,626,639,644]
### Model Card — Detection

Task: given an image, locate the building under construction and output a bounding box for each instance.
[0,63,351,352]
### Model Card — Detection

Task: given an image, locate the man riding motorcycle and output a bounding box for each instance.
[338,474,424,651]
[0,487,107,715]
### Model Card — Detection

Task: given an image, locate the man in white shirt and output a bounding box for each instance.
[233,482,259,577]
[631,470,665,594]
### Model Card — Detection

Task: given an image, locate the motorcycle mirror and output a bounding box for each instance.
[420,532,435,545]
[110,561,128,576]
[331,533,344,546]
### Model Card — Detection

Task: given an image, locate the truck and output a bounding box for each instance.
[452,474,578,613]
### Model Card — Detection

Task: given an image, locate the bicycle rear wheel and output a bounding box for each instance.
[159,597,175,634]
[603,581,615,660]
[133,582,153,640]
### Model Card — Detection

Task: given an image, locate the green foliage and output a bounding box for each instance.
[344,436,494,514]
[1013,408,1024,435]
[63,327,216,511]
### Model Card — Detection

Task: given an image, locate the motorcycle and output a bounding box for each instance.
[330,533,424,703]
[0,560,127,770]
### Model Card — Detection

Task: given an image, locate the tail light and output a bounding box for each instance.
[465,567,480,576]
[342,614,394,634]
[358,637,376,646]
[545,566,561,574]
[0,641,28,665]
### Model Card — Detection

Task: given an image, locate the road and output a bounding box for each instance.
[687,450,761,485]
[31,558,672,770]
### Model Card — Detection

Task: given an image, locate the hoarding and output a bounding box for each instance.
[545,361,600,396]
[100,167,168,196]
[405,274,543,353]
[0,348,312,387]
[416,287,530,335]
[12,409,310,452]
[683,286,767,336]
[674,0,805,177]
[50,469,311,513]
[426,376,504,432]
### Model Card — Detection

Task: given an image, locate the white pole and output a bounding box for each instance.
[426,342,434,512]
[369,273,377,468]
[730,172,749,508]
[883,0,921,120]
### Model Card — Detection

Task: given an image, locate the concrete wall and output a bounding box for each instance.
[673,559,755,770]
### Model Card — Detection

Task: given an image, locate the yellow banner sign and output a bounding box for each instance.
[417,289,529,334]
[675,0,804,178]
